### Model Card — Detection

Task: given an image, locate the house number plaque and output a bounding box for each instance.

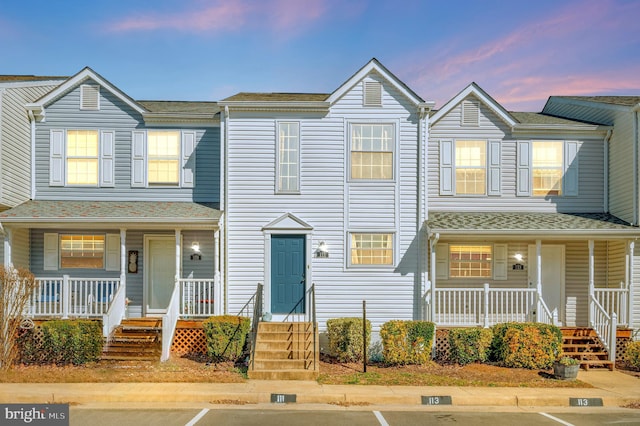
[422,395,452,405]
[271,393,296,403]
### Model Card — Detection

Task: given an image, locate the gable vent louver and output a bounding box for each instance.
[462,100,479,126]
[364,81,382,106]
[80,84,100,110]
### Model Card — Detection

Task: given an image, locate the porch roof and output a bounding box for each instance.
[0,201,221,229]
[426,212,640,239]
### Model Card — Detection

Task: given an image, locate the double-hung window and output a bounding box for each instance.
[60,234,105,269]
[532,141,563,196]
[277,122,300,193]
[351,124,394,180]
[147,131,180,185]
[350,233,393,266]
[449,244,492,278]
[66,130,99,185]
[455,140,486,195]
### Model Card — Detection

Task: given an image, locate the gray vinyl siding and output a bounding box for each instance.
[543,99,636,223]
[429,97,605,213]
[0,84,60,208]
[33,79,219,203]
[11,228,30,269]
[226,74,422,331]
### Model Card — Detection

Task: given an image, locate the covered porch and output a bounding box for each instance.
[423,212,639,359]
[0,200,223,361]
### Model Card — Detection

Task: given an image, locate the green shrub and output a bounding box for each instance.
[19,320,102,365]
[490,322,562,369]
[626,341,640,370]
[380,320,434,365]
[326,317,371,362]
[202,315,251,362]
[448,327,493,365]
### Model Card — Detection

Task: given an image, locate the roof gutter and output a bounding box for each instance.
[604,129,612,213]
[426,228,640,238]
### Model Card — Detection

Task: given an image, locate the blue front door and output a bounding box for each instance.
[271,235,305,314]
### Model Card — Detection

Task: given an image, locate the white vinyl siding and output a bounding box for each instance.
[276,122,300,193]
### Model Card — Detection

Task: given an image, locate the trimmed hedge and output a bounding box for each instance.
[202,315,251,362]
[626,340,640,370]
[448,327,493,365]
[326,317,371,362]
[19,320,102,365]
[380,320,434,365]
[491,322,562,369]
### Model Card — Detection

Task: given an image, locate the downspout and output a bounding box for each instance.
[428,232,439,323]
[634,105,640,226]
[604,129,612,213]
[28,110,36,200]
[223,105,230,315]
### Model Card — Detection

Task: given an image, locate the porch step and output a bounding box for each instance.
[101,319,161,362]
[248,322,319,380]
[560,327,614,371]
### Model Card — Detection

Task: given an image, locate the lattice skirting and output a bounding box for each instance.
[172,327,206,356]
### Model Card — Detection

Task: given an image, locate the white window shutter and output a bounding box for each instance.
[181,131,196,188]
[564,141,579,196]
[487,140,502,196]
[43,233,58,271]
[493,243,508,280]
[105,234,120,271]
[516,141,531,196]
[435,243,449,280]
[50,130,65,186]
[439,139,454,195]
[131,131,146,187]
[100,131,115,187]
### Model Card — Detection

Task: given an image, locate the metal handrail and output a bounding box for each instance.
[237,283,263,371]
[282,284,317,371]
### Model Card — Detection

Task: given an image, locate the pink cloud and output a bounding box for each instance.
[108,0,332,34]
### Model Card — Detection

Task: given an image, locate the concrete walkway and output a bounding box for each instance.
[0,370,638,408]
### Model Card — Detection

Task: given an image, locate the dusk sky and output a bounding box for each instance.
[2,0,639,111]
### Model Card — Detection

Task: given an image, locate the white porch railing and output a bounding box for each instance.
[31,276,121,319]
[102,281,126,337]
[589,295,617,362]
[162,280,181,362]
[594,284,628,327]
[424,283,557,327]
[179,278,216,317]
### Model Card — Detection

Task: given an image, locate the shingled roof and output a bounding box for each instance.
[137,100,219,114]
[557,96,640,107]
[221,92,330,102]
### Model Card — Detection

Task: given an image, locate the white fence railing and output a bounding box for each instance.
[594,284,628,327]
[179,278,216,317]
[103,281,126,337]
[162,281,181,362]
[31,276,121,319]
[424,284,557,327]
[590,295,617,361]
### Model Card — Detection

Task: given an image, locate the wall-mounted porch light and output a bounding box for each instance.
[513,253,525,270]
[190,241,201,261]
[316,241,329,258]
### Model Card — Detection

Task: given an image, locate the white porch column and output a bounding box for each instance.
[3,229,12,268]
[588,240,595,327]
[429,234,439,323]
[120,228,127,292]
[629,241,635,328]
[175,229,181,283]
[536,240,542,322]
[214,230,221,315]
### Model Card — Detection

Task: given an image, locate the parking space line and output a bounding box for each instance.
[373,411,389,426]
[539,412,574,426]
[185,408,209,426]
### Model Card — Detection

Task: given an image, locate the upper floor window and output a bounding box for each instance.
[350,233,393,266]
[147,131,180,185]
[455,140,486,195]
[532,141,562,196]
[351,123,394,180]
[66,130,98,185]
[277,122,300,193]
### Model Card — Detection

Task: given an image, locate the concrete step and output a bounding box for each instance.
[247,369,318,380]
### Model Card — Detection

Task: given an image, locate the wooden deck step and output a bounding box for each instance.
[560,327,613,371]
[101,319,162,362]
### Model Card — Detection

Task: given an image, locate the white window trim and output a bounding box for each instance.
[347,121,398,183]
[275,121,301,194]
[347,231,396,269]
[454,139,487,196]
[520,140,579,198]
